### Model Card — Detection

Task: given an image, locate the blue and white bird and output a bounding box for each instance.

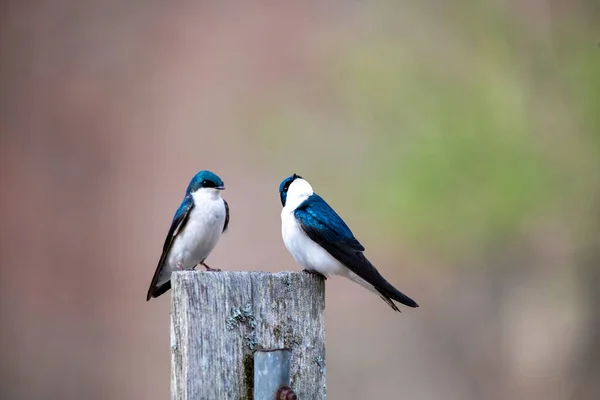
[147,170,229,301]
[279,174,418,312]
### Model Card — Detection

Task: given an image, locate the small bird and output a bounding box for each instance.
[147,170,229,301]
[279,174,418,312]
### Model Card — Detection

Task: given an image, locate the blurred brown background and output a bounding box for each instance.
[1,1,599,399]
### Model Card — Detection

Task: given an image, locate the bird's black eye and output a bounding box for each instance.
[201,180,216,188]
[283,180,292,192]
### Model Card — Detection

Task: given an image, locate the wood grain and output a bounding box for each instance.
[171,271,326,399]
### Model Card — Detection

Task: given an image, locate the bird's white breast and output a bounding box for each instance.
[164,190,225,278]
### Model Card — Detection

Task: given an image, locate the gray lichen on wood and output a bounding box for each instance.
[171,271,326,400]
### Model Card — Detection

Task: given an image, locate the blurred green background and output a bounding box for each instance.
[1,1,598,399]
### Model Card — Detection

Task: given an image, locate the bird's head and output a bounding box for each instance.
[187,170,225,196]
[279,173,313,208]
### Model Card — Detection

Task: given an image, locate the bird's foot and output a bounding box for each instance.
[302,269,327,280]
[202,262,221,272]
[177,261,185,270]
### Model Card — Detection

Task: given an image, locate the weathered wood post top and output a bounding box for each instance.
[171,270,326,399]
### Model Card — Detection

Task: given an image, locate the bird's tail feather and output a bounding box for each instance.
[379,285,419,309]
[146,280,171,301]
[378,294,401,312]
[345,270,418,311]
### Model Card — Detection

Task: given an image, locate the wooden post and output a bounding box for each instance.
[171,271,326,399]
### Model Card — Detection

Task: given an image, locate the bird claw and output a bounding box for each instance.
[201,262,221,272]
[302,269,327,280]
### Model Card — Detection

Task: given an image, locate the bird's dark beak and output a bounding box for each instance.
[215,185,226,190]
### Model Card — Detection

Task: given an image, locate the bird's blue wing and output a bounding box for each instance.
[147,195,195,300]
[222,199,230,233]
[294,194,364,253]
[294,194,418,310]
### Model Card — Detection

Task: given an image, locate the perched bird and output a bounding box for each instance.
[279,174,418,312]
[146,170,229,301]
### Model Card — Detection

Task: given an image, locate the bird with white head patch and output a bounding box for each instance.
[279,173,418,312]
[147,170,230,300]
